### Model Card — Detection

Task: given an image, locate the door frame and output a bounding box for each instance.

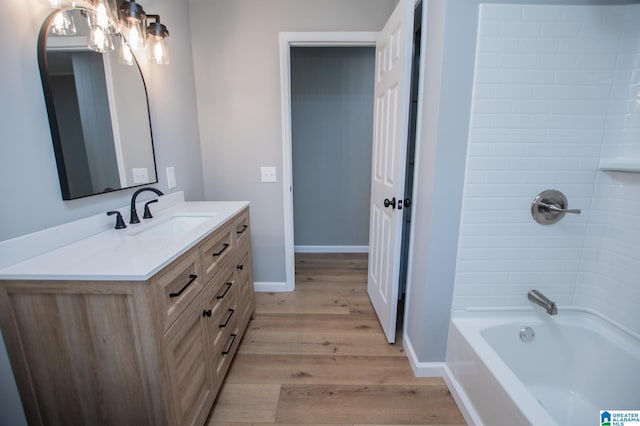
[279,32,378,291]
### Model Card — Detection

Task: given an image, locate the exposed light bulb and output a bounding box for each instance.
[95,2,109,29]
[51,10,76,35]
[150,37,168,64]
[126,20,145,51]
[92,27,106,51]
[119,38,134,66]
[52,11,65,31]
[89,26,113,53]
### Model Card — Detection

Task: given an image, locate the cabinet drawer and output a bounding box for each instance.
[200,222,234,284]
[153,249,203,331]
[233,210,251,246]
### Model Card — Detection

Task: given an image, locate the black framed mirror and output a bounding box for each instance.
[38,7,158,200]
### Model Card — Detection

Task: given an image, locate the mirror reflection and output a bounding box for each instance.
[39,8,157,200]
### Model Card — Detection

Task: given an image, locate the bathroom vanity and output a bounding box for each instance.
[0,194,255,426]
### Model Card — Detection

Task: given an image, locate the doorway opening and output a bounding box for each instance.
[290,46,375,255]
[279,32,377,292]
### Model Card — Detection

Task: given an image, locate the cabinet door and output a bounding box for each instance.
[164,299,215,426]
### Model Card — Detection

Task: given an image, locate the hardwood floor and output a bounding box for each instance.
[206,253,465,425]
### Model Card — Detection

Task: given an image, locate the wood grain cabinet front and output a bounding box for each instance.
[0,207,255,426]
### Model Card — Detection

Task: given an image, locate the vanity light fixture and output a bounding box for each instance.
[44,0,170,65]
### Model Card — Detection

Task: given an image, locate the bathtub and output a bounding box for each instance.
[445,308,640,425]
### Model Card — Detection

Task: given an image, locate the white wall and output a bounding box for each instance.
[188,0,397,283]
[452,3,640,334]
[0,0,204,421]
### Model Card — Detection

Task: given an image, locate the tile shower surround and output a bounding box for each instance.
[454,4,640,334]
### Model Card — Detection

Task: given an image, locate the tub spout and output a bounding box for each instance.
[528,290,558,315]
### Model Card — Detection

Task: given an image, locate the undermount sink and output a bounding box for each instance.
[130,215,215,237]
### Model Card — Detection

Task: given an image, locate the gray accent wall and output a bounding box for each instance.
[189,0,397,282]
[291,47,374,247]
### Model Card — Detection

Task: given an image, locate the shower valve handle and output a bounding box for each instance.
[540,202,581,215]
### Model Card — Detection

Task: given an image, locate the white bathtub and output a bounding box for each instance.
[445,308,640,425]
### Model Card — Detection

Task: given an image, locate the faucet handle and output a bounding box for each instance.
[143,199,159,219]
[107,211,127,229]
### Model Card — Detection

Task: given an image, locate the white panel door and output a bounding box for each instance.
[367,0,413,343]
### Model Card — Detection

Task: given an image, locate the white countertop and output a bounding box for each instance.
[0,196,249,281]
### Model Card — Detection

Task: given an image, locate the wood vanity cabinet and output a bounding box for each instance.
[0,208,255,426]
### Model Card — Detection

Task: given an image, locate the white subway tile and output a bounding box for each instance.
[493,85,535,99]
[540,22,583,39]
[476,53,499,69]
[475,69,517,84]
[498,53,539,69]
[516,69,556,84]
[500,22,541,38]
[529,115,567,129]
[537,54,576,70]
[489,114,531,129]
[523,6,563,22]
[512,101,555,115]
[478,37,520,53]
[559,38,620,54]
[518,38,559,54]
[473,99,514,114]
[575,54,617,71]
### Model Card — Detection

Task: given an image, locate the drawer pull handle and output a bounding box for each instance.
[169,274,197,298]
[237,264,244,271]
[211,243,229,257]
[202,309,212,317]
[222,333,237,355]
[220,309,235,328]
[217,282,233,299]
[236,224,248,235]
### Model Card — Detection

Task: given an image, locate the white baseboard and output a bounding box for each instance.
[294,245,369,253]
[253,281,291,292]
[443,365,481,426]
[402,334,445,377]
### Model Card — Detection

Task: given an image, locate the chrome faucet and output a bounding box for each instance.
[130,187,164,224]
[528,290,557,315]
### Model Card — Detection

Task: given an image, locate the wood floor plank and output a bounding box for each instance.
[276,384,466,425]
[255,291,352,315]
[246,313,384,335]
[207,384,281,424]
[225,354,441,386]
[238,329,405,357]
[295,253,368,269]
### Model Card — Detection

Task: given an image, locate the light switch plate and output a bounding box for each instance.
[132,168,149,184]
[261,166,277,183]
[166,167,176,189]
